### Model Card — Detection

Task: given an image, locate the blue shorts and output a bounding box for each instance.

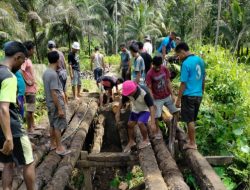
[129,111,150,124]
[72,70,81,86]
[94,68,103,81]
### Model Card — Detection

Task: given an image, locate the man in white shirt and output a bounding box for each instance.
[143,35,153,56]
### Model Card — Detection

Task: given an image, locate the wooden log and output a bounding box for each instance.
[175,127,226,190]
[87,152,138,162]
[82,168,93,190]
[205,156,234,166]
[91,114,105,153]
[76,160,138,168]
[148,130,189,190]
[135,127,168,190]
[44,101,98,190]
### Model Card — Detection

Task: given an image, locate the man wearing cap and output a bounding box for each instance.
[115,80,156,153]
[48,40,68,103]
[68,42,81,100]
[143,35,153,56]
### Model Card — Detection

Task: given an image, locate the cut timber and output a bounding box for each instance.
[87,152,138,162]
[135,127,168,190]
[77,160,138,168]
[44,101,98,190]
[148,130,189,190]
[176,127,226,190]
[91,114,105,153]
[205,156,234,166]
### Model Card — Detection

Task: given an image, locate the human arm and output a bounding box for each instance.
[21,61,35,86]
[176,82,186,108]
[68,54,73,79]
[144,92,156,132]
[51,89,64,118]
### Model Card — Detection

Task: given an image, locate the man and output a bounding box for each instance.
[68,42,81,100]
[97,76,123,107]
[119,43,131,81]
[175,42,205,150]
[115,80,156,153]
[48,40,68,104]
[137,41,152,74]
[146,56,179,139]
[90,46,105,87]
[21,41,37,133]
[0,41,35,190]
[143,35,153,56]
[129,43,145,85]
[15,69,26,119]
[157,32,177,65]
[43,51,71,155]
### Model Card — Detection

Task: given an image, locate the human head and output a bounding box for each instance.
[169,32,177,40]
[176,37,181,45]
[48,40,56,50]
[152,56,162,72]
[136,41,144,51]
[129,43,139,57]
[47,51,59,66]
[122,80,137,96]
[3,41,28,73]
[144,35,151,42]
[95,46,99,51]
[23,41,35,57]
[116,77,124,85]
[120,43,126,52]
[175,42,190,60]
[72,41,80,53]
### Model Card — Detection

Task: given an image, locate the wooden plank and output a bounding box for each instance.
[205,156,234,166]
[135,127,168,190]
[91,114,105,154]
[87,152,138,162]
[76,160,138,168]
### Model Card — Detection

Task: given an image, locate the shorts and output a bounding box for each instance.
[154,96,179,118]
[48,105,68,130]
[0,136,34,165]
[72,70,81,86]
[25,94,36,112]
[59,75,67,92]
[121,68,130,81]
[94,68,103,81]
[17,95,25,118]
[129,111,150,124]
[181,96,202,123]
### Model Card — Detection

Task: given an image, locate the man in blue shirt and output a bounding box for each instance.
[157,32,177,65]
[175,42,205,150]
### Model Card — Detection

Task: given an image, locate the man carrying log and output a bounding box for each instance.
[0,41,35,190]
[115,80,156,153]
[175,42,205,150]
[43,51,71,155]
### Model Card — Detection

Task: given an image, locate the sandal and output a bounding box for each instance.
[56,149,71,156]
[139,141,151,150]
[123,142,136,153]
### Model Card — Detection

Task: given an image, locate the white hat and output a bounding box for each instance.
[48,40,56,48]
[72,42,80,50]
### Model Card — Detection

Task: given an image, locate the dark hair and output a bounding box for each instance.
[152,56,162,66]
[95,46,99,51]
[120,43,126,48]
[23,41,35,51]
[4,41,28,57]
[136,41,144,50]
[175,42,189,53]
[170,32,177,36]
[47,51,59,63]
[116,77,124,84]
[129,43,139,53]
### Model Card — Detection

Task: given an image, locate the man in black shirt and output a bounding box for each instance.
[68,42,81,100]
[137,41,152,74]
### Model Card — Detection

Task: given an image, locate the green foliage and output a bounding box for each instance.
[105,54,120,65]
[214,167,237,190]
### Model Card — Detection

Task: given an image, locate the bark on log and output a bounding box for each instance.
[76,160,138,168]
[205,156,234,166]
[176,127,226,190]
[91,114,105,153]
[148,130,189,190]
[44,101,98,190]
[135,127,168,190]
[87,152,138,162]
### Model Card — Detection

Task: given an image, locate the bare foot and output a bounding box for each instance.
[123,141,136,153]
[74,97,80,100]
[139,140,150,149]
[183,143,197,150]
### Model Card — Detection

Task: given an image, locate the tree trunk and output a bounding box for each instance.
[247,47,249,55]
[31,21,41,63]
[68,28,71,50]
[215,0,222,51]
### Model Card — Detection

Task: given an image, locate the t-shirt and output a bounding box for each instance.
[101,76,117,90]
[42,68,64,108]
[57,50,66,72]
[140,52,152,74]
[21,58,37,94]
[143,42,153,55]
[92,52,104,70]
[180,55,205,97]
[120,50,131,69]
[146,65,171,99]
[15,70,26,96]
[157,36,176,54]
[132,55,145,84]
[0,65,26,138]
[68,52,80,71]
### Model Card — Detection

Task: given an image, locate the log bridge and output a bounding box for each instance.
[0,94,232,190]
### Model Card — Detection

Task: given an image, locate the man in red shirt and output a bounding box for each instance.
[146,56,179,139]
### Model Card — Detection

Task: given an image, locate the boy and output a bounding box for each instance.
[146,56,179,140]
[43,51,71,155]
[115,80,156,153]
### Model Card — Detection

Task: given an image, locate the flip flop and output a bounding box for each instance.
[56,149,71,156]
[183,143,197,150]
[139,141,151,150]
[123,142,136,153]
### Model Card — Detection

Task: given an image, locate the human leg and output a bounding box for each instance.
[23,162,36,190]
[2,163,14,190]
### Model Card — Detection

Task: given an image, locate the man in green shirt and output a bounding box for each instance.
[0,41,35,190]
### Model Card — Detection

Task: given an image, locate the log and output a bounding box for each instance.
[148,130,189,190]
[77,160,138,168]
[44,101,98,190]
[87,152,138,162]
[176,127,226,190]
[135,127,168,190]
[91,114,105,153]
[205,156,234,166]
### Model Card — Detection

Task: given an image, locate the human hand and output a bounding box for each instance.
[58,109,65,118]
[0,139,13,155]
[151,121,157,133]
[175,99,181,108]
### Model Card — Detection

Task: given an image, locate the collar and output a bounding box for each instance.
[182,54,195,62]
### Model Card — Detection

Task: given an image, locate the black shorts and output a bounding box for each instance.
[0,136,34,165]
[94,68,103,81]
[181,96,202,123]
[121,68,131,81]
